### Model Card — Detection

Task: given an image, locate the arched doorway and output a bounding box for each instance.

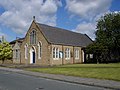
[30,47,36,64]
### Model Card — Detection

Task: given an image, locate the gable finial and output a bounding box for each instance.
[33,16,35,21]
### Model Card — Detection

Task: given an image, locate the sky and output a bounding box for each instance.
[0,0,120,42]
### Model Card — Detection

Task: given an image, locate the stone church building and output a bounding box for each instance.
[10,18,93,66]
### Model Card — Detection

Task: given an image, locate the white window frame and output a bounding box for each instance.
[53,47,56,59]
[52,47,59,60]
[90,54,93,59]
[30,30,36,44]
[25,44,28,59]
[75,49,79,59]
[59,51,63,58]
[56,48,59,59]
[65,48,70,60]
[38,42,42,59]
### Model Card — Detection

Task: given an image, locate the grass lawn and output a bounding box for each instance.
[26,63,120,81]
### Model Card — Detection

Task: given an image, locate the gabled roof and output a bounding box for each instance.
[37,23,93,47]
[10,38,24,44]
[9,21,93,47]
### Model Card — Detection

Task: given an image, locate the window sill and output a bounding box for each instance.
[53,58,59,60]
[38,57,41,59]
[75,58,79,60]
[65,58,70,60]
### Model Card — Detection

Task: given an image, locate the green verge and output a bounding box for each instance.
[25,63,120,81]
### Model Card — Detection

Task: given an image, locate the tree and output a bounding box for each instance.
[0,42,12,64]
[86,42,109,63]
[86,12,120,63]
[96,12,120,62]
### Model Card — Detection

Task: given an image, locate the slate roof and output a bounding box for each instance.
[10,38,24,44]
[9,22,93,47]
[37,23,93,47]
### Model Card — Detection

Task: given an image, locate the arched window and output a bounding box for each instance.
[53,47,56,58]
[16,49,18,59]
[25,44,28,59]
[38,42,42,59]
[30,30,36,44]
[53,47,59,59]
[65,48,70,59]
[75,49,79,59]
[56,48,59,58]
[65,48,67,58]
[68,48,70,59]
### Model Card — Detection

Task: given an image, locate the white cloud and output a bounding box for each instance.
[0,0,62,35]
[66,0,112,20]
[76,22,96,40]
[66,0,112,40]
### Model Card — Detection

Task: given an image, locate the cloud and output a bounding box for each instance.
[0,28,7,40]
[75,12,109,40]
[0,0,62,35]
[76,22,96,40]
[66,0,112,20]
[66,0,112,40]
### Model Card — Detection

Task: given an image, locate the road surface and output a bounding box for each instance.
[0,70,109,90]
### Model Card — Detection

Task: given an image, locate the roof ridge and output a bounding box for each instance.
[36,22,93,47]
[36,22,84,36]
[10,37,24,44]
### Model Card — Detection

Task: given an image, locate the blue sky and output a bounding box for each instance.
[0,0,120,42]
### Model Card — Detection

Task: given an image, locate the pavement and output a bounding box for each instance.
[0,67,120,90]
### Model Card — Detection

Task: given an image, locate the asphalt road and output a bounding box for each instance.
[0,70,109,90]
